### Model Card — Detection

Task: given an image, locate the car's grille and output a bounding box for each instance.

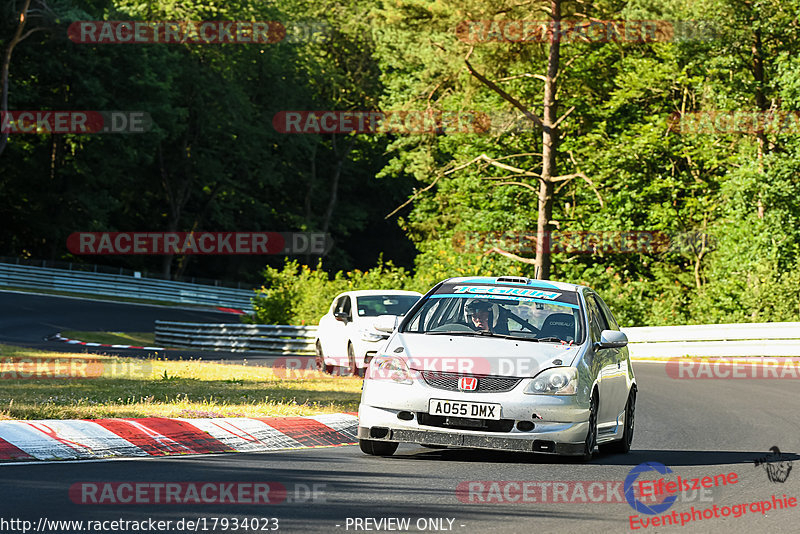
[420,371,522,393]
[417,413,515,433]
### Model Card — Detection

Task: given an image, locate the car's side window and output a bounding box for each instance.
[584,294,607,341]
[595,295,620,331]
[342,296,352,320]
[334,296,351,319]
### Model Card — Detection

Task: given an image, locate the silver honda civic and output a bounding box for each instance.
[357,276,636,460]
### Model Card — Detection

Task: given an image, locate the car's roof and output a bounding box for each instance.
[340,290,423,297]
[441,276,585,293]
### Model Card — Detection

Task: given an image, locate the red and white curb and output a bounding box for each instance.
[0,413,358,462]
[50,333,166,351]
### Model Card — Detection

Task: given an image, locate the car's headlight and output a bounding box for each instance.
[524,367,577,395]
[367,355,412,385]
[359,328,384,342]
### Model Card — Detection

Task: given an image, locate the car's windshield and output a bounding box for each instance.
[401,283,584,343]
[356,295,419,317]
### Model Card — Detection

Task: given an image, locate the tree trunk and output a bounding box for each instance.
[159,143,194,279]
[535,0,562,280]
[0,0,34,159]
[319,136,354,265]
[303,142,318,265]
[751,23,767,220]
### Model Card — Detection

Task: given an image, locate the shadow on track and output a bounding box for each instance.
[390,447,800,466]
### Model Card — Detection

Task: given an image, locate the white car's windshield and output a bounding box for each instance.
[401,283,584,343]
[356,295,419,317]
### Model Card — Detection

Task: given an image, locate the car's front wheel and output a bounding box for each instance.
[315,341,334,374]
[600,387,636,455]
[347,343,363,377]
[359,439,399,456]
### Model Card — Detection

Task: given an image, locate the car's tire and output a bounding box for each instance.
[580,389,599,462]
[347,343,363,377]
[359,439,399,456]
[600,387,636,455]
[315,341,334,374]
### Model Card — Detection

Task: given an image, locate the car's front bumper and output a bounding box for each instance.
[356,424,585,455]
[358,377,592,456]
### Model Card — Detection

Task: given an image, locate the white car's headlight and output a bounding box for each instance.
[524,367,577,395]
[368,355,412,385]
[359,328,384,342]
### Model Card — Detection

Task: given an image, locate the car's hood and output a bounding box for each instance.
[388,332,582,378]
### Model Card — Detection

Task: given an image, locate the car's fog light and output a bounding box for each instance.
[370,427,390,439]
[533,440,555,452]
[397,411,414,421]
[516,421,535,432]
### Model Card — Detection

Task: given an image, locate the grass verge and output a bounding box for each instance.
[0,344,360,420]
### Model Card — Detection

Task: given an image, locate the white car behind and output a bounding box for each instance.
[315,290,422,375]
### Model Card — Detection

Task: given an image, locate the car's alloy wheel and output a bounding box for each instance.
[600,387,636,455]
[348,343,362,377]
[359,439,399,456]
[315,341,333,374]
[581,390,598,461]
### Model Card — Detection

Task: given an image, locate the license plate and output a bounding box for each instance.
[428,399,501,420]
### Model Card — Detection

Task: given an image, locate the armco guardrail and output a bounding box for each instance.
[155,320,800,359]
[622,322,800,358]
[155,321,317,356]
[0,262,255,310]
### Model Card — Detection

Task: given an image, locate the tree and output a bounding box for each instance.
[1,0,54,158]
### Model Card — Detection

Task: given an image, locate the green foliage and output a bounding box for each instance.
[250,257,418,325]
[5,0,800,327]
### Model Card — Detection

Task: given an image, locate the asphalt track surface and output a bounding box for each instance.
[3,362,800,533]
[0,290,281,364]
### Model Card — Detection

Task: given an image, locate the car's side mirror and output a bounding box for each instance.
[334,312,349,323]
[373,315,397,333]
[596,330,628,349]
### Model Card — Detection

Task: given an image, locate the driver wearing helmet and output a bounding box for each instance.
[465,300,494,332]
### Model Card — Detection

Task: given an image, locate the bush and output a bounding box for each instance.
[250,257,417,325]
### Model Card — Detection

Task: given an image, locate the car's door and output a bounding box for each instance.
[317,298,338,355]
[584,293,619,430]
[594,294,630,422]
[332,295,354,359]
[323,295,350,359]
